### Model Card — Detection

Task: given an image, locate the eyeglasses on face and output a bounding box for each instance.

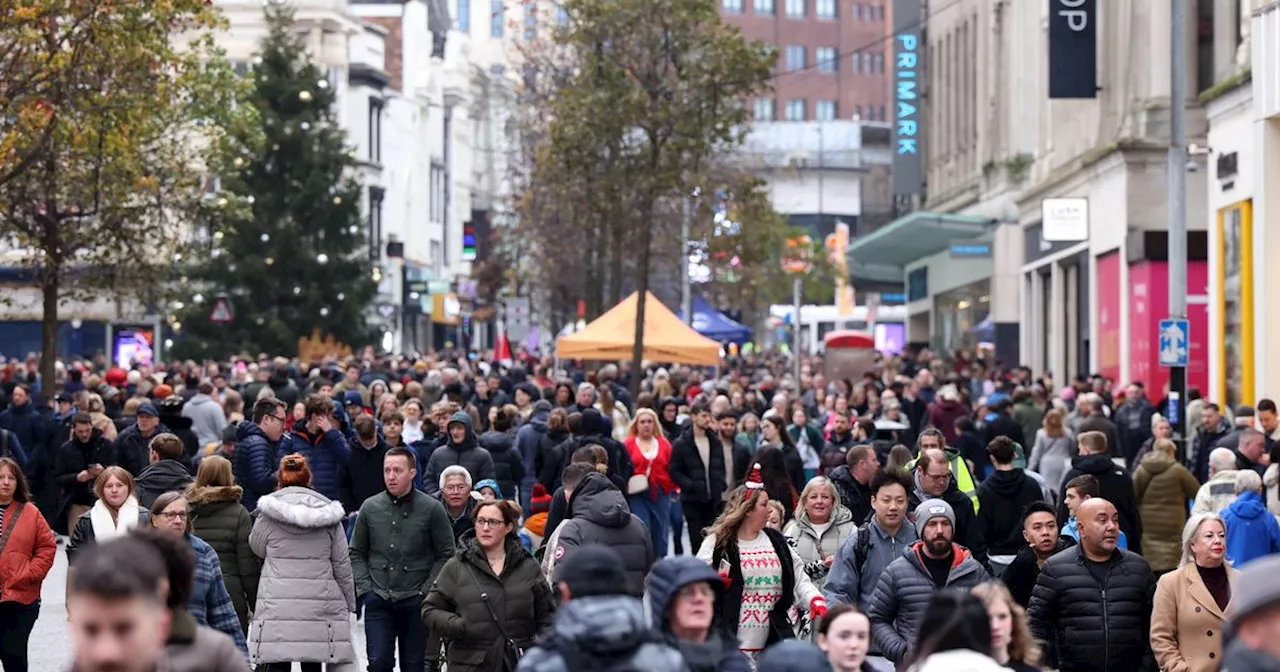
[158,510,189,520]
[475,518,506,529]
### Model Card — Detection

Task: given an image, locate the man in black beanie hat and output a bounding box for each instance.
[520,546,686,672]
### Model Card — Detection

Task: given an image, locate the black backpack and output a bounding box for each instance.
[853,525,872,577]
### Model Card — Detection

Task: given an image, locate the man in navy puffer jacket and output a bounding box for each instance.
[277,396,352,503]
[234,398,288,512]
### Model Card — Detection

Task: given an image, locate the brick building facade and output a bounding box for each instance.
[720,0,891,123]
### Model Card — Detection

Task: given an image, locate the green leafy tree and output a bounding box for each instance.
[172,5,376,360]
[532,0,774,393]
[0,0,243,398]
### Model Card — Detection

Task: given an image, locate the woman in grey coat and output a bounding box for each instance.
[249,455,357,671]
[1028,408,1076,501]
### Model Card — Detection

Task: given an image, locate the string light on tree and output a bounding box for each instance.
[299,90,312,102]
[316,253,328,264]
[319,306,330,317]
[260,233,270,242]
[292,286,301,295]
[193,293,204,304]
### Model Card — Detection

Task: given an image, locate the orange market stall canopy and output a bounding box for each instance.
[556,292,721,365]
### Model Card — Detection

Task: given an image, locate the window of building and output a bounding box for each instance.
[490,0,504,37]
[785,99,806,121]
[523,1,536,40]
[853,2,862,19]
[723,0,743,13]
[852,52,862,73]
[879,104,886,120]
[785,0,804,18]
[456,0,470,32]
[754,97,775,121]
[815,100,837,120]
[368,187,384,260]
[815,0,835,19]
[367,99,383,163]
[785,45,805,71]
[854,104,862,119]
[430,163,445,224]
[873,52,884,73]
[754,0,775,14]
[863,52,873,72]
[816,46,837,72]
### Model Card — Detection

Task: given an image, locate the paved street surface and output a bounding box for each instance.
[32,526,698,670]
[30,542,378,671]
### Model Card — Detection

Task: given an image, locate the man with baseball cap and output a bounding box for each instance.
[866,498,990,666]
[519,546,686,672]
[1223,554,1280,668]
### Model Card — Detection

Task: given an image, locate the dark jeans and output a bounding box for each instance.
[0,600,39,672]
[364,593,428,672]
[260,664,321,672]
[682,500,717,554]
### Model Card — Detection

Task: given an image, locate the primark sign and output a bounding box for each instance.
[1048,0,1097,98]
[892,0,923,196]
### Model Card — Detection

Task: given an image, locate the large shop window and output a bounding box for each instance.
[1219,201,1254,409]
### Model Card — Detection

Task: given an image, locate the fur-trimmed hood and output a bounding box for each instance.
[186,484,244,506]
[255,486,346,529]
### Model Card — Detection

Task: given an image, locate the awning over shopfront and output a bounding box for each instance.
[556,291,722,365]
[846,211,995,283]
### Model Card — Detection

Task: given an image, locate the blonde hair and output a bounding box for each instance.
[972,581,1041,666]
[1179,513,1229,568]
[705,486,769,555]
[1043,408,1066,438]
[766,500,786,530]
[796,476,842,520]
[626,408,661,439]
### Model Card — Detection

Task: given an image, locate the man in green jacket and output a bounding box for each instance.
[350,446,455,672]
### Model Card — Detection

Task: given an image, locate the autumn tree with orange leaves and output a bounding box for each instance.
[0,0,245,397]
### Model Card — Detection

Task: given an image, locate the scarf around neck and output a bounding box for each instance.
[90,496,141,541]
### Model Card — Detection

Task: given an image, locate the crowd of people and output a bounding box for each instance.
[4,349,1280,671]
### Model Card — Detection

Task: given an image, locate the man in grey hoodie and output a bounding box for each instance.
[183,381,228,448]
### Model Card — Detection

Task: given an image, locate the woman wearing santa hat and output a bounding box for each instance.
[696,464,827,663]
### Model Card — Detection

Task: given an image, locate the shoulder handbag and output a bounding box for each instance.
[0,503,25,600]
[626,442,655,495]
[464,562,523,672]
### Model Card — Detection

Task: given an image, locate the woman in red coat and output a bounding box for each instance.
[624,408,676,557]
[0,456,56,671]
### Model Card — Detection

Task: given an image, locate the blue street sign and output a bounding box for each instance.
[1158,319,1190,368]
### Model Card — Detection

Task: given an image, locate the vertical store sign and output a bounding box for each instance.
[892,0,924,196]
[1048,0,1097,98]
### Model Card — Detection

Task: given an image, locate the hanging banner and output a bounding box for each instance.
[892,0,924,196]
[1048,0,1097,98]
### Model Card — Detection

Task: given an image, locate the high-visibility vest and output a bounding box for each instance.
[906,451,980,514]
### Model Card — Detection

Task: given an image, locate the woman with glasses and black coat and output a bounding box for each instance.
[422,499,556,672]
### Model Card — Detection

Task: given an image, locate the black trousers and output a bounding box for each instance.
[0,600,39,672]
[682,500,718,553]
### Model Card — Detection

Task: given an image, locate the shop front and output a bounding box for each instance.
[1206,75,1254,408]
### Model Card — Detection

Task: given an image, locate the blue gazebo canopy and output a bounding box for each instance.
[681,296,751,342]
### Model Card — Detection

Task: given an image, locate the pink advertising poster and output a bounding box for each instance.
[1096,252,1122,384]
[1128,260,1210,395]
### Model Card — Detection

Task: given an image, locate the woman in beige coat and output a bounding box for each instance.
[1151,513,1238,672]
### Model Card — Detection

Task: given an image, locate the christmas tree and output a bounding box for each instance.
[171,4,377,360]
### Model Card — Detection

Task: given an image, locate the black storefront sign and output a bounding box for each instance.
[1048,0,1097,98]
